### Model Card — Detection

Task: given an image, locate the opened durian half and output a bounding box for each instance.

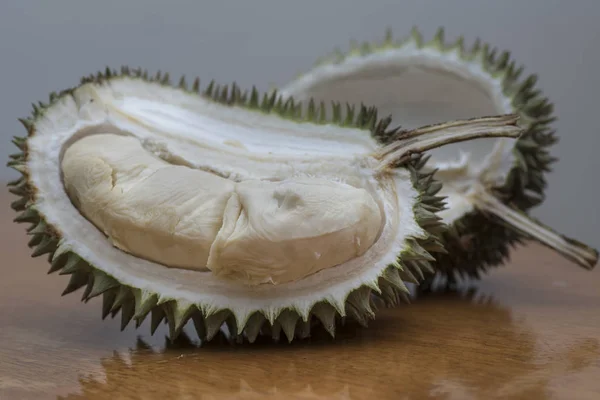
[277,27,599,288]
[7,68,522,342]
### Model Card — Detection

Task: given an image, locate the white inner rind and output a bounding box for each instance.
[278,41,517,224]
[27,77,425,324]
[104,79,380,182]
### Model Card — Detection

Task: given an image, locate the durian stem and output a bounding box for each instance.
[375,114,523,172]
[470,187,598,270]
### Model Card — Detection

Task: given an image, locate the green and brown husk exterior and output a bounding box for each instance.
[294,27,597,289]
[7,67,447,342]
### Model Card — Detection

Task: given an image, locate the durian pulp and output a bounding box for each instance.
[29,77,424,319]
[61,133,383,285]
[278,48,515,225]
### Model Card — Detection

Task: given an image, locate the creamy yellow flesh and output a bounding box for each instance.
[61,134,383,285]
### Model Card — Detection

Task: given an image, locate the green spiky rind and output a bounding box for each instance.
[299,27,557,287]
[75,66,386,134]
[8,68,445,343]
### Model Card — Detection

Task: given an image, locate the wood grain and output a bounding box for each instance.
[0,190,598,400]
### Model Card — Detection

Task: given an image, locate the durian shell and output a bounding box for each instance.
[7,67,447,343]
[277,27,594,289]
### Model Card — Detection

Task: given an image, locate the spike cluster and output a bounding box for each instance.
[7,68,447,343]
[419,28,560,286]
[291,27,567,287]
[76,66,384,134]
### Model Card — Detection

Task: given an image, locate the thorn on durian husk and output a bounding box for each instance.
[431,27,445,49]
[150,308,166,335]
[192,77,200,92]
[383,27,394,46]
[133,290,159,324]
[102,289,118,319]
[411,26,423,47]
[277,309,300,343]
[244,312,266,343]
[120,299,136,331]
[204,310,230,341]
[85,270,120,300]
[163,301,196,340]
[62,270,89,295]
[311,302,337,338]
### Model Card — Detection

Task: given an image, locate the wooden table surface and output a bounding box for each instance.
[0,191,598,400]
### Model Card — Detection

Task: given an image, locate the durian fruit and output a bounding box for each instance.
[7,67,522,342]
[277,27,598,288]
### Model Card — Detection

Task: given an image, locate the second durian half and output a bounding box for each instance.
[7,68,522,342]
[277,27,598,288]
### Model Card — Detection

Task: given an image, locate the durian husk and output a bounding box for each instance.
[7,67,449,343]
[277,27,598,289]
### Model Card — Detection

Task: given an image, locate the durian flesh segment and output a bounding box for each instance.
[27,76,421,323]
[210,176,382,285]
[61,133,383,285]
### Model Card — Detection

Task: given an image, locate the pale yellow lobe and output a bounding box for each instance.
[61,134,384,285]
[61,134,233,271]
[208,177,382,284]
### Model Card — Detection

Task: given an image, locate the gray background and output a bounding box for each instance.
[1,0,599,251]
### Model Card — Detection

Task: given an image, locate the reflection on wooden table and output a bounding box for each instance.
[0,191,598,399]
